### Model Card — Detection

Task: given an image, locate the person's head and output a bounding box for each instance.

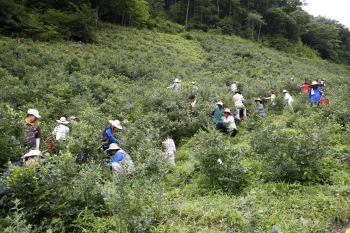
[310,81,321,88]
[174,78,181,83]
[223,108,232,117]
[226,82,231,87]
[107,143,120,155]
[189,94,195,102]
[26,109,41,123]
[255,98,262,104]
[109,120,123,130]
[290,77,294,81]
[282,90,288,95]
[235,90,241,95]
[191,81,196,85]
[270,90,274,95]
[216,101,223,109]
[322,78,326,82]
[57,117,69,125]
[69,116,77,123]
[22,150,41,166]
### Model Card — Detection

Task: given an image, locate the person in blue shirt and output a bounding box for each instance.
[255,98,265,116]
[212,101,224,131]
[102,120,123,150]
[308,81,324,106]
[107,143,134,173]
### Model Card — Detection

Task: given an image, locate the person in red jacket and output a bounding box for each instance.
[301,82,309,93]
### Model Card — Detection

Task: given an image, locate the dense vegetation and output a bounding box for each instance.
[1,24,350,232]
[1,0,350,66]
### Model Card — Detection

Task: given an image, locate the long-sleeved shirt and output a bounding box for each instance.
[233,93,245,107]
[213,106,223,123]
[222,115,237,131]
[167,83,181,89]
[52,124,70,141]
[105,128,119,144]
[108,149,133,165]
[308,87,323,103]
[25,120,42,149]
[256,103,265,116]
[284,93,294,106]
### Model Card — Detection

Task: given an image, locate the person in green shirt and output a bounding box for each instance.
[212,101,224,131]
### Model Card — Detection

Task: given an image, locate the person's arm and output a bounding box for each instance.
[36,126,42,149]
[308,90,311,103]
[109,151,124,164]
[167,83,175,89]
[35,138,40,150]
[106,128,119,144]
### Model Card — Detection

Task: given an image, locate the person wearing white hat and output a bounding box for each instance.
[191,81,198,90]
[308,81,324,106]
[255,98,265,116]
[282,90,294,106]
[102,120,123,150]
[24,109,42,150]
[212,101,224,130]
[221,109,238,137]
[52,117,70,141]
[167,78,182,89]
[107,143,134,173]
[233,90,246,117]
[22,150,42,167]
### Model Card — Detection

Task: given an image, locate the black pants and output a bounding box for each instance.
[216,123,238,138]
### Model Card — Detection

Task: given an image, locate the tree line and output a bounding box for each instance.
[1,0,350,65]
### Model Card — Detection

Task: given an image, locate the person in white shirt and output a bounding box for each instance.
[282,90,294,106]
[233,90,246,117]
[226,81,238,92]
[191,81,198,90]
[167,78,181,89]
[52,117,70,141]
[221,108,238,137]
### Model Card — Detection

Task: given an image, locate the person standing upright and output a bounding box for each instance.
[233,90,246,117]
[212,101,224,130]
[24,109,42,150]
[52,117,70,141]
[308,81,324,106]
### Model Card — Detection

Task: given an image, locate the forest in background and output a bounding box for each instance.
[1,0,350,66]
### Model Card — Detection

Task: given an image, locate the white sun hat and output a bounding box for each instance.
[174,78,181,83]
[223,108,232,114]
[22,150,41,159]
[109,120,123,129]
[282,90,288,93]
[27,109,41,118]
[216,101,223,106]
[57,117,69,124]
[107,143,120,151]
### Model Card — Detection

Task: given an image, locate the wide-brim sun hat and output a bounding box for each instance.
[109,120,123,129]
[255,98,262,102]
[174,78,181,83]
[107,143,120,151]
[69,116,77,120]
[28,109,41,118]
[223,108,232,114]
[22,150,41,159]
[216,101,223,106]
[191,81,196,84]
[57,117,69,124]
[282,90,288,93]
[311,81,321,86]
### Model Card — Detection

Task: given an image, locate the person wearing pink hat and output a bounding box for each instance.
[24,109,42,150]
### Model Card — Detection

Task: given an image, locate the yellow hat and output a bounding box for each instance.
[345,229,350,233]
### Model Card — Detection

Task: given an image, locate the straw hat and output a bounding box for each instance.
[106,143,120,151]
[109,120,123,129]
[27,109,41,118]
[216,101,223,106]
[174,78,181,83]
[223,108,232,114]
[282,90,288,93]
[311,81,321,87]
[191,81,196,84]
[22,150,41,159]
[255,98,262,102]
[57,117,69,124]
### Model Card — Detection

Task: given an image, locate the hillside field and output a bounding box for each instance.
[1,24,350,232]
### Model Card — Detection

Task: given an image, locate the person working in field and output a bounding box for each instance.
[233,90,246,118]
[221,108,238,137]
[102,120,123,150]
[107,143,134,173]
[188,94,197,114]
[308,81,324,106]
[167,78,181,89]
[255,98,265,117]
[162,138,176,165]
[24,109,42,150]
[282,90,294,106]
[212,101,224,130]
[52,117,70,141]
[265,90,276,110]
[301,81,309,93]
[226,81,238,92]
[191,82,198,90]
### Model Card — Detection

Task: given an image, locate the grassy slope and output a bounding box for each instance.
[2,24,350,232]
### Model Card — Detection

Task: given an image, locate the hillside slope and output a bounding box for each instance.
[1,24,350,232]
